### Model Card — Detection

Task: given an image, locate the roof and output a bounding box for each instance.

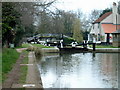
[93,12,112,23]
[101,24,120,33]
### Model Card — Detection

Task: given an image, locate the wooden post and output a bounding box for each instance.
[82,41,85,48]
[93,43,96,51]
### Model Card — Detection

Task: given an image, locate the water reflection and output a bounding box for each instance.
[37,53,118,88]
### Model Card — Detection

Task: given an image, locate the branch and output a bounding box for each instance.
[34,0,57,7]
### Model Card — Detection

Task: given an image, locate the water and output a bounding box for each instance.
[37,53,118,88]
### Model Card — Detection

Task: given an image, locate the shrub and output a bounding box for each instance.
[63,37,75,44]
[26,46,34,51]
[34,47,43,58]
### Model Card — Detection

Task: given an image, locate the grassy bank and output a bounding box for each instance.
[22,43,31,48]
[89,45,120,48]
[22,43,52,48]
[2,48,29,84]
[96,45,120,48]
[0,52,2,84]
[2,48,20,82]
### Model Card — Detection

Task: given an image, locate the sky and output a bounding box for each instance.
[2,0,119,14]
[53,0,119,14]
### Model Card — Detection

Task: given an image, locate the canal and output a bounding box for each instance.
[37,52,118,88]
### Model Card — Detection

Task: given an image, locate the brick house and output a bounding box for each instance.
[89,2,120,44]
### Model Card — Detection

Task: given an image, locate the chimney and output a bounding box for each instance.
[112,2,117,24]
[113,2,116,6]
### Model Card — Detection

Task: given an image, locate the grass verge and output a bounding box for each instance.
[0,52,2,84]
[22,44,31,48]
[2,48,20,82]
[31,44,52,48]
[19,51,28,83]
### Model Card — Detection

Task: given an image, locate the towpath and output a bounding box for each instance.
[3,48,43,89]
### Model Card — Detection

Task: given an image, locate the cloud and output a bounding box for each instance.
[55,0,119,13]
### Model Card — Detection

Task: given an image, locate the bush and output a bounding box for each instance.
[63,37,75,44]
[34,47,43,58]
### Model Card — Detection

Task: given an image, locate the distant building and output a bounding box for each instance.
[89,2,120,44]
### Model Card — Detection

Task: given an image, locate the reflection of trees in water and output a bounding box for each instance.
[99,53,118,88]
[38,53,118,88]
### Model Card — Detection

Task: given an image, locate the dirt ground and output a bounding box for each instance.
[2,48,43,89]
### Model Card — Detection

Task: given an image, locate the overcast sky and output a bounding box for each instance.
[2,0,119,14]
[53,0,119,14]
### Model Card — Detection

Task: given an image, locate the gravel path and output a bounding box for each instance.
[16,48,27,53]
[12,52,43,88]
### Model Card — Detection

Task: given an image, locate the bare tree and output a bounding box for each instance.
[89,9,102,23]
[14,0,57,27]
[118,1,120,14]
[60,11,76,35]
[14,2,35,26]
[34,0,57,15]
[37,10,77,35]
[80,9,102,31]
